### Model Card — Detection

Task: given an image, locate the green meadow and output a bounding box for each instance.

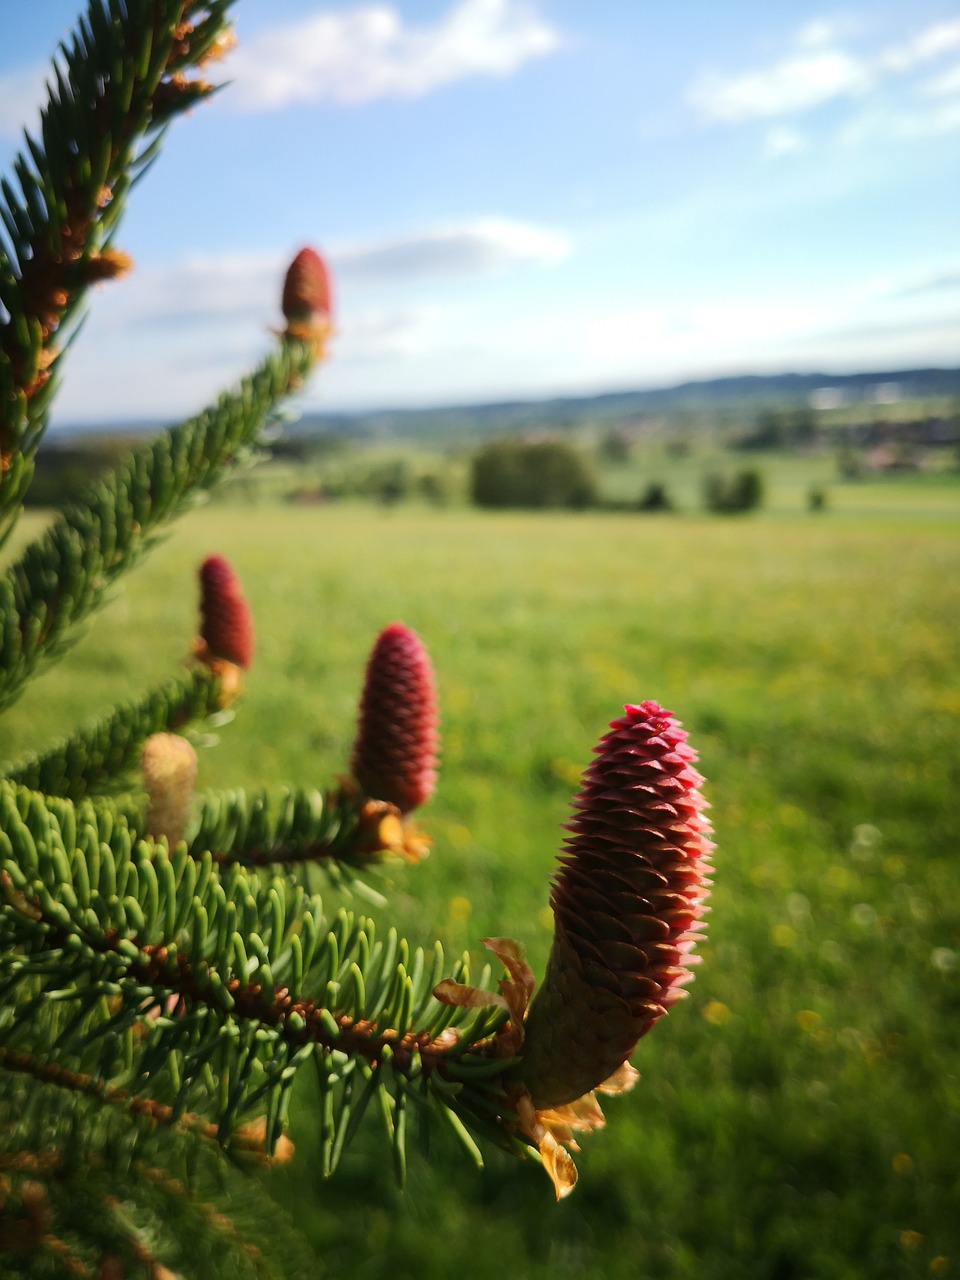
[2,471,959,1279]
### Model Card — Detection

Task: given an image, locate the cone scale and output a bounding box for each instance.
[198,555,254,670]
[351,623,439,815]
[282,247,333,327]
[520,701,713,1109]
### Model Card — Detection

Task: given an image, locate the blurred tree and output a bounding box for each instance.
[471,439,598,509]
[703,468,764,513]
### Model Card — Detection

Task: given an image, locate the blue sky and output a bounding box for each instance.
[3,1,960,423]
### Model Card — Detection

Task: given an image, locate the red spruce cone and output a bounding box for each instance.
[198,555,254,669]
[282,247,332,324]
[520,701,713,1109]
[351,623,439,814]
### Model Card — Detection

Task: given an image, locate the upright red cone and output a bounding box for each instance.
[282,247,332,330]
[197,555,254,670]
[351,623,439,814]
[519,701,713,1109]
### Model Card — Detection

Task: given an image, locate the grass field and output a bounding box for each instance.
[2,475,959,1279]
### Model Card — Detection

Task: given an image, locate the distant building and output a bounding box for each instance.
[867,444,919,471]
[809,387,846,410]
[871,382,903,404]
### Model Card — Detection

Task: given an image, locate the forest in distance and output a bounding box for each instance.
[32,368,960,519]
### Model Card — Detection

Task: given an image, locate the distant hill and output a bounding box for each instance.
[287,367,960,443]
[52,366,960,445]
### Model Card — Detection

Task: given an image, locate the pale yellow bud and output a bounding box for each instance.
[142,733,198,848]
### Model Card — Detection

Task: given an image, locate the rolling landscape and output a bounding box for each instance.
[5,372,959,1278]
[4,1,960,1275]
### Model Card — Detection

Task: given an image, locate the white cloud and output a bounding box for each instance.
[51,253,276,337]
[689,50,871,122]
[879,18,960,72]
[0,3,560,139]
[888,266,960,297]
[334,305,442,363]
[225,0,560,110]
[922,60,960,96]
[580,298,826,371]
[763,125,808,157]
[50,256,960,422]
[840,97,960,144]
[893,98,960,135]
[689,15,960,140]
[336,218,571,281]
[796,19,857,50]
[69,218,570,336]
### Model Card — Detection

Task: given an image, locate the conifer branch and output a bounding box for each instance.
[0,0,237,539]
[0,780,511,1156]
[0,1066,314,1279]
[0,0,718,1255]
[190,782,424,873]
[3,668,225,797]
[0,335,319,714]
[0,1045,290,1164]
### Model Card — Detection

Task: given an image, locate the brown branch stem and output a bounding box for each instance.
[0,1046,277,1162]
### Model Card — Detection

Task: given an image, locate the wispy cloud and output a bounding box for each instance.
[839,97,960,144]
[43,210,572,415]
[335,218,571,281]
[887,266,960,298]
[763,124,808,158]
[334,305,443,363]
[1,1,561,143]
[120,253,279,328]
[225,0,560,110]
[581,298,826,370]
[689,49,871,123]
[890,97,960,135]
[86,218,571,332]
[878,18,960,72]
[52,253,960,421]
[922,60,960,97]
[795,19,859,50]
[688,15,960,144]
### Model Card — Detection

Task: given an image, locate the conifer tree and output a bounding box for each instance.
[0,4,713,1274]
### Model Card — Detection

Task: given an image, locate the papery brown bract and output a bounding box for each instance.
[351,623,439,814]
[520,700,713,1109]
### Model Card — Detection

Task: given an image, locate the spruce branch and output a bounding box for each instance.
[189,782,430,874]
[0,334,319,714]
[0,0,721,1245]
[2,668,226,798]
[0,1045,292,1166]
[0,0,237,539]
[0,781,511,1159]
[0,1065,316,1279]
